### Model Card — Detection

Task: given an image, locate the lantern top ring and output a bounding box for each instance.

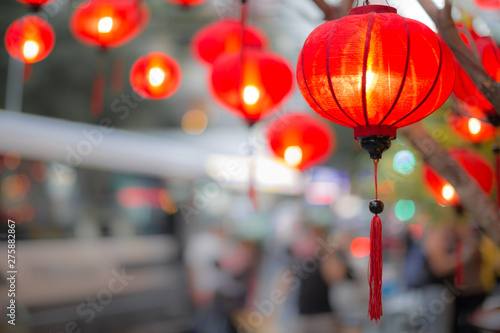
[349,4,397,15]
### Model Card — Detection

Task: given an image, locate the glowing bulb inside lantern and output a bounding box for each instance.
[148,67,165,87]
[23,40,39,60]
[442,184,455,201]
[468,118,481,135]
[98,17,113,33]
[284,146,303,167]
[243,85,260,105]
[366,69,375,91]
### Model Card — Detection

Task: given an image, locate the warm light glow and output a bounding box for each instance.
[366,69,375,91]
[351,237,370,258]
[468,118,481,135]
[98,17,113,33]
[181,109,208,135]
[23,40,39,60]
[243,85,260,105]
[284,146,303,167]
[442,184,455,201]
[148,67,165,87]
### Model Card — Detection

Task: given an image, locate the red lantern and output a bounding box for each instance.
[166,0,206,6]
[473,0,500,10]
[130,52,182,99]
[477,36,500,82]
[210,48,293,125]
[16,0,54,9]
[192,19,268,66]
[4,15,55,64]
[447,112,495,144]
[297,4,455,322]
[267,113,335,171]
[70,0,149,49]
[423,148,493,207]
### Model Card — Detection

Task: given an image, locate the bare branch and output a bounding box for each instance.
[400,123,500,246]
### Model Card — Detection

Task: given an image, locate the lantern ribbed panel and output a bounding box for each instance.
[5,15,55,64]
[192,19,268,66]
[268,113,335,171]
[478,37,500,81]
[130,52,181,99]
[70,0,149,49]
[297,6,455,137]
[423,148,493,206]
[210,48,293,124]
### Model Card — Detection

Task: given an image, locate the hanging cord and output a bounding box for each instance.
[455,237,465,287]
[91,48,108,118]
[368,158,383,322]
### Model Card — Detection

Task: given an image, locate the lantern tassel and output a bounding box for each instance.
[368,158,383,322]
[368,214,383,322]
[91,50,108,118]
[455,239,465,287]
[23,63,32,83]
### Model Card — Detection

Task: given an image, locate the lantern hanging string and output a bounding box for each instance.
[90,49,108,118]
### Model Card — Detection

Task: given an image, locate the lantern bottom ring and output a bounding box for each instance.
[357,135,395,160]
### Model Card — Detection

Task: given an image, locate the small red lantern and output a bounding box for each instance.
[192,19,268,66]
[210,48,293,125]
[4,15,55,64]
[130,52,182,99]
[447,112,496,144]
[423,148,493,207]
[477,36,500,82]
[297,4,455,321]
[267,113,335,171]
[70,0,149,49]
[16,0,54,9]
[166,0,206,7]
[473,0,500,10]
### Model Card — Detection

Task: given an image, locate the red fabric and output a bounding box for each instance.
[130,52,182,99]
[70,0,149,49]
[16,0,54,6]
[369,214,383,322]
[167,0,207,6]
[297,5,455,138]
[422,148,494,206]
[210,48,293,124]
[267,113,335,171]
[4,15,55,64]
[478,37,500,81]
[473,0,500,9]
[447,112,495,143]
[192,19,268,66]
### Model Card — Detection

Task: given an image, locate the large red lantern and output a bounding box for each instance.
[423,148,493,207]
[70,0,149,49]
[192,19,268,66]
[130,52,182,99]
[4,15,55,64]
[473,0,500,10]
[267,113,335,171]
[210,48,293,125]
[297,4,455,321]
[447,112,495,144]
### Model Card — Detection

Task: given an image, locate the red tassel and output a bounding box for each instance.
[455,240,464,287]
[368,214,383,322]
[249,182,258,211]
[91,72,106,118]
[23,63,32,82]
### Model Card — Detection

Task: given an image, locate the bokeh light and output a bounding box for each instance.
[4,151,21,170]
[393,150,416,175]
[181,109,208,135]
[351,237,370,258]
[407,224,423,241]
[394,199,415,221]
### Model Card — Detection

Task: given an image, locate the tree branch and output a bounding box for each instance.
[400,123,500,246]
[417,0,500,115]
[312,0,354,20]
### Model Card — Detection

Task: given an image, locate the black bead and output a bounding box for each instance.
[369,199,384,214]
[357,135,395,160]
[492,144,500,154]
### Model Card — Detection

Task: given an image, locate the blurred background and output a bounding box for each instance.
[1,0,500,333]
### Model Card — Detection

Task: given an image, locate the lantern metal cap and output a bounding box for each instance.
[349,5,397,15]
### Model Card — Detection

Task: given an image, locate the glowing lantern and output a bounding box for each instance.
[267,113,335,171]
[210,48,293,125]
[130,52,182,99]
[447,112,495,143]
[477,36,500,82]
[297,4,455,322]
[70,0,150,49]
[473,0,500,10]
[192,19,268,66]
[4,15,55,64]
[166,0,206,6]
[423,148,493,207]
